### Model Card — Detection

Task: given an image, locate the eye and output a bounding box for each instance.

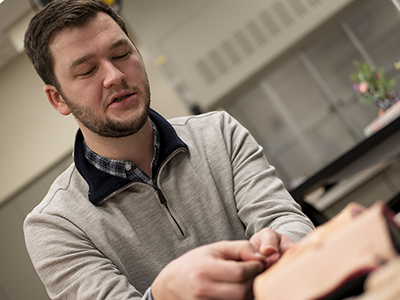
[114,52,129,60]
[80,67,96,77]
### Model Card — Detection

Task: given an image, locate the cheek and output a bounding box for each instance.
[74,80,103,104]
[127,57,147,79]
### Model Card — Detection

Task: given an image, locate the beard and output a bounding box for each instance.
[60,80,151,138]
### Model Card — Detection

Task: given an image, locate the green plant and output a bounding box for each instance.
[350,61,396,106]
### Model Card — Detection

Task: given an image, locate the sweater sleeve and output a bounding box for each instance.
[220,111,315,242]
[24,211,150,300]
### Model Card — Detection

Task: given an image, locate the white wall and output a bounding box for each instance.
[0,53,77,204]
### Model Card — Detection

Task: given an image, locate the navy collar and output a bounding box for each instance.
[74,109,188,205]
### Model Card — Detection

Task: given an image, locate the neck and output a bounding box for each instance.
[81,118,154,176]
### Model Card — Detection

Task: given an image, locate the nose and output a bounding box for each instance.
[103,61,126,88]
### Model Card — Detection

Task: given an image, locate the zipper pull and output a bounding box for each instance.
[157,188,167,204]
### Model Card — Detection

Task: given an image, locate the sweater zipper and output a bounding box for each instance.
[153,147,188,237]
[156,187,185,237]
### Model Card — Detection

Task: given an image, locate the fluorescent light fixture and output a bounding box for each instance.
[393,0,400,11]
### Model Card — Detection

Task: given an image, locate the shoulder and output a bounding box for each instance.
[27,163,87,216]
[168,110,228,125]
[169,111,243,133]
[167,110,256,155]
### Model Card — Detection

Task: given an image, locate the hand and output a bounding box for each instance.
[151,240,265,300]
[249,228,294,268]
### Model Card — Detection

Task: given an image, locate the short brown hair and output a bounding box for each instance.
[24,0,129,89]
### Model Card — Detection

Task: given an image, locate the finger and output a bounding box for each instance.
[258,230,280,256]
[212,240,265,262]
[279,234,295,253]
[207,259,264,283]
[263,235,294,268]
[264,253,281,269]
[196,276,256,300]
[261,244,278,256]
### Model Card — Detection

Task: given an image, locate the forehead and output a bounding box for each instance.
[49,12,128,66]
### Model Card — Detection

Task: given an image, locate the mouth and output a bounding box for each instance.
[113,94,133,103]
[108,91,136,107]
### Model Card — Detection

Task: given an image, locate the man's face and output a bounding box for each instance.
[47,12,150,138]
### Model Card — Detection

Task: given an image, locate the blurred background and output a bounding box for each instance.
[1,0,400,298]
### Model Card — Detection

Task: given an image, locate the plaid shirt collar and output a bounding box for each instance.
[83,120,160,186]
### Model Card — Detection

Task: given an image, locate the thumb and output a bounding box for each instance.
[259,231,280,256]
[213,240,265,262]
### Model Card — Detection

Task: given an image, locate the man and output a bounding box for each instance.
[23,1,314,299]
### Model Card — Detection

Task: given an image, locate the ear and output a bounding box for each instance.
[44,85,71,116]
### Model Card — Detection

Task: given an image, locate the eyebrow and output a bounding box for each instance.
[69,38,131,71]
[110,38,130,51]
[70,54,96,72]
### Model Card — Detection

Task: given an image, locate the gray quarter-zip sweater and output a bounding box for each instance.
[24,110,314,300]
